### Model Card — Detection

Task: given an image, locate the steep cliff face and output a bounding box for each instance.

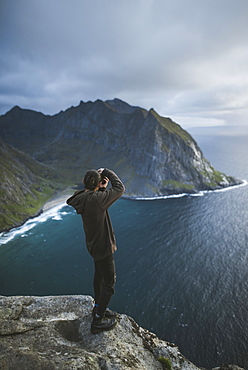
[0,98,241,199]
[0,295,243,370]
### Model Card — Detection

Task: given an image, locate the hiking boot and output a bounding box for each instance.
[92,306,117,318]
[105,308,117,318]
[91,315,117,334]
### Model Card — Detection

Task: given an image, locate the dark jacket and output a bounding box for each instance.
[66,169,125,261]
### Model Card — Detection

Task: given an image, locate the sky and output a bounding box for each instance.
[1,0,248,130]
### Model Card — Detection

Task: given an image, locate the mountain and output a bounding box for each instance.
[0,98,242,230]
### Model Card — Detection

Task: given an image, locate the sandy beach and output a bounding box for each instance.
[42,188,75,212]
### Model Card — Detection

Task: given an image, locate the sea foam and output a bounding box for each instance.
[0,202,69,245]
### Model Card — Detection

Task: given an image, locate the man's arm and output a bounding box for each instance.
[97,168,125,209]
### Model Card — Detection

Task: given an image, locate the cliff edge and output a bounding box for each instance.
[0,295,244,370]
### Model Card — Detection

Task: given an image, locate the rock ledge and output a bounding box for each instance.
[0,295,244,370]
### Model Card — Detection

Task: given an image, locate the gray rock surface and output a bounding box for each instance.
[0,295,244,370]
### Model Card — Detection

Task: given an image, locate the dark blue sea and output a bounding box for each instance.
[1,129,248,369]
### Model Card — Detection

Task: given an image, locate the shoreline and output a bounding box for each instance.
[42,178,248,209]
[0,188,75,237]
[123,178,248,200]
[25,178,248,214]
[0,188,76,244]
[42,188,75,212]
[1,180,247,238]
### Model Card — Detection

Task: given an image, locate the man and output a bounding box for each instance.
[66,168,125,334]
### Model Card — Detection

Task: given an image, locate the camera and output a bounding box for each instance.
[101,173,107,185]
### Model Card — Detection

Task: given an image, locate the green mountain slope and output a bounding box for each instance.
[0,138,65,231]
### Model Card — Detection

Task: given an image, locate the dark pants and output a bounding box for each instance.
[93,254,116,317]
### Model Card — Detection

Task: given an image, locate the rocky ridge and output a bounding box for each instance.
[0,99,242,197]
[0,295,244,370]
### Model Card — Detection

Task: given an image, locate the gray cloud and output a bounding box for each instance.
[1,0,248,128]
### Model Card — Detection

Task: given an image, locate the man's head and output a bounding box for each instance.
[83,170,101,190]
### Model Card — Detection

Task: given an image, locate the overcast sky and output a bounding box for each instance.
[1,0,248,129]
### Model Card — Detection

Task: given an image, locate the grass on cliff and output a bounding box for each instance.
[150,109,192,143]
[0,178,64,231]
[200,167,232,187]
[157,357,172,370]
[162,179,194,191]
[0,139,72,231]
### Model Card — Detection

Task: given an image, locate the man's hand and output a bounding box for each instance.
[99,176,109,188]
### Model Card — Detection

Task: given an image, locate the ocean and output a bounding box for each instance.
[0,129,248,369]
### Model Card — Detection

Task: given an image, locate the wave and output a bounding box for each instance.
[0,202,71,245]
[127,179,248,201]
